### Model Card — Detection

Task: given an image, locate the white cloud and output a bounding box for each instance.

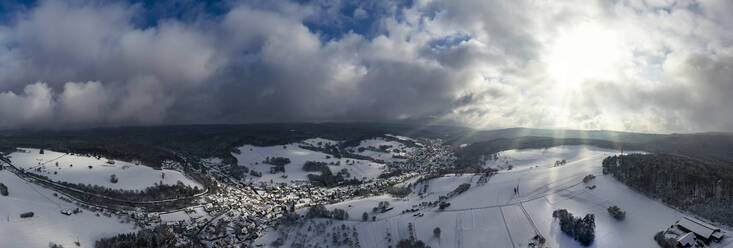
[58,81,111,125]
[0,82,54,127]
[0,0,731,132]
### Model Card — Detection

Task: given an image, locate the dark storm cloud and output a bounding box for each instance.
[0,0,732,132]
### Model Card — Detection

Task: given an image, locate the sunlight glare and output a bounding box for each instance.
[547,24,623,88]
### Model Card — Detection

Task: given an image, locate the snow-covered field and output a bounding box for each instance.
[349,137,417,163]
[7,148,201,191]
[234,139,386,184]
[300,138,339,147]
[257,145,733,248]
[483,145,614,172]
[0,169,137,247]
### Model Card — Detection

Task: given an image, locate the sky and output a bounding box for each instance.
[0,0,732,133]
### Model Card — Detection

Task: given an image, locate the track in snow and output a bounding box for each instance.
[499,207,517,248]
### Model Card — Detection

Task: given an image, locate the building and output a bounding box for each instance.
[676,232,697,247]
[676,216,725,243]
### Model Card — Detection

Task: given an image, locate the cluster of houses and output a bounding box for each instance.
[167,137,454,247]
[84,136,454,247]
[389,138,455,172]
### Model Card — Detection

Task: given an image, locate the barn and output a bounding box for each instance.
[675,217,725,243]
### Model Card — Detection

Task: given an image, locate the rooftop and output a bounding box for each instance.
[677,216,720,239]
[677,232,696,247]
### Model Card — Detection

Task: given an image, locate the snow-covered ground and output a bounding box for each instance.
[0,169,137,247]
[385,134,422,145]
[233,139,386,184]
[7,148,201,191]
[300,138,339,147]
[483,145,617,172]
[349,137,417,163]
[257,145,733,248]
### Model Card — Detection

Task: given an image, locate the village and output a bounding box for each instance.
[110,137,456,247]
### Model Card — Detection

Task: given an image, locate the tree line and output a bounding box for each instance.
[603,154,733,225]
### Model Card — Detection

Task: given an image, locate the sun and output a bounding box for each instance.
[546,24,624,88]
[542,23,627,129]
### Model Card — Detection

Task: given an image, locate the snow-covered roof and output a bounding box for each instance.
[712,230,724,239]
[677,217,720,239]
[677,232,696,247]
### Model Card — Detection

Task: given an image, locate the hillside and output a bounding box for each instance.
[453,132,733,169]
[2,124,731,170]
[256,145,732,248]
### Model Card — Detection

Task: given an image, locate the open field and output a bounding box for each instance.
[349,137,417,163]
[0,170,137,247]
[7,148,201,191]
[233,139,387,184]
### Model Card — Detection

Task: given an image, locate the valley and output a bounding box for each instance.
[0,126,731,248]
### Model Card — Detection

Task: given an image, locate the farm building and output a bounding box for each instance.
[675,217,725,243]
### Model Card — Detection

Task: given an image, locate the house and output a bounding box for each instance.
[676,216,725,242]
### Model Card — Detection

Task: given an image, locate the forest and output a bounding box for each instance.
[602,154,733,225]
[94,224,180,248]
